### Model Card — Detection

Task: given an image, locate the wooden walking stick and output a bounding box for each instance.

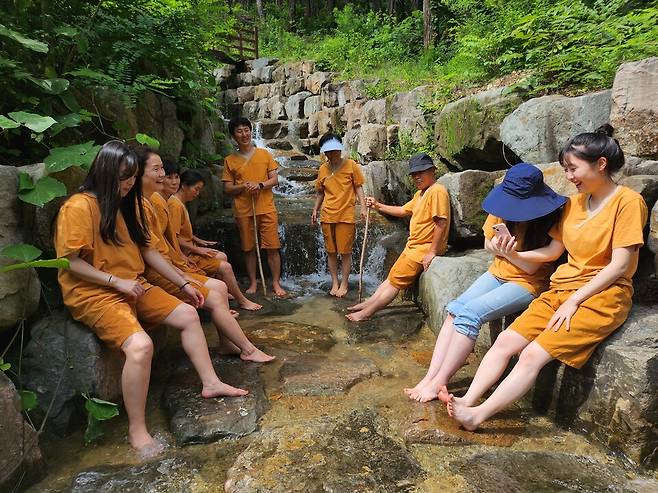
[251,195,267,296]
[358,200,372,303]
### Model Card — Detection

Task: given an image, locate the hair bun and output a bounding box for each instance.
[595,123,615,137]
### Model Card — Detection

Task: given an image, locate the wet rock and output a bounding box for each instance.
[284,90,312,120]
[257,119,287,139]
[225,409,423,492]
[450,451,650,492]
[418,250,489,334]
[280,354,379,396]
[438,169,505,244]
[0,373,45,492]
[70,457,207,492]
[248,321,336,353]
[163,355,267,445]
[404,425,474,446]
[357,124,388,161]
[303,95,322,118]
[279,167,318,182]
[344,303,423,343]
[610,57,658,159]
[298,138,320,155]
[262,138,292,151]
[500,90,612,164]
[362,160,415,205]
[22,310,125,434]
[287,119,309,140]
[305,71,331,95]
[435,86,523,171]
[362,98,388,125]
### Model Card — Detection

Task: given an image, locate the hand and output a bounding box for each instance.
[422,253,435,272]
[182,284,204,308]
[112,278,145,301]
[195,238,217,247]
[311,209,318,226]
[184,255,198,268]
[365,196,378,209]
[360,206,368,221]
[196,247,219,258]
[244,181,260,195]
[489,235,518,258]
[545,297,580,332]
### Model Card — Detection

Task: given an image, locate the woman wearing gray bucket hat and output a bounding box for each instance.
[405,162,566,403]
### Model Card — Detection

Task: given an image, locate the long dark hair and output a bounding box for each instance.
[558,123,624,176]
[506,207,562,252]
[79,140,149,246]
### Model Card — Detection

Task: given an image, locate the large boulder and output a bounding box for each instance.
[253,83,275,100]
[245,57,277,72]
[610,57,658,159]
[308,108,343,138]
[305,71,331,95]
[320,82,342,108]
[343,100,365,130]
[303,95,322,118]
[0,165,40,332]
[435,87,523,171]
[500,90,612,164]
[236,85,256,103]
[251,64,275,85]
[362,98,388,125]
[625,156,658,177]
[136,91,185,159]
[256,119,287,140]
[0,373,45,492]
[258,95,287,120]
[284,76,305,97]
[438,170,505,245]
[357,124,388,161]
[535,162,577,197]
[390,85,432,121]
[362,160,415,205]
[284,90,312,120]
[337,79,366,106]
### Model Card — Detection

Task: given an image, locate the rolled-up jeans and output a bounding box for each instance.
[446,272,535,340]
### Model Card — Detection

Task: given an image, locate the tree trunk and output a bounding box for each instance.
[289,0,296,28]
[423,0,432,48]
[327,0,335,11]
[256,0,264,17]
[411,0,420,10]
[388,0,395,15]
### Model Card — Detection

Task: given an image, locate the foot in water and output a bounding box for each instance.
[273,282,288,297]
[446,394,480,431]
[437,385,451,404]
[239,299,262,311]
[335,285,349,298]
[245,283,257,295]
[404,383,439,403]
[240,347,276,363]
[201,380,249,398]
[345,310,370,322]
[130,431,167,459]
[329,283,339,297]
[347,300,368,312]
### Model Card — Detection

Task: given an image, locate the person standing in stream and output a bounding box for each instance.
[222,116,287,297]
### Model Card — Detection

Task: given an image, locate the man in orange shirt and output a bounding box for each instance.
[222,117,286,297]
[347,153,450,321]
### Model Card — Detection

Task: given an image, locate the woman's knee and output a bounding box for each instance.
[206,278,228,295]
[452,304,483,340]
[491,329,528,356]
[217,251,228,262]
[122,332,154,362]
[168,303,201,329]
[516,342,551,370]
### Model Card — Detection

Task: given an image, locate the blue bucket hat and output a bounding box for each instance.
[482,163,567,221]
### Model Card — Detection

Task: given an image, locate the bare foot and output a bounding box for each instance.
[273,283,287,297]
[335,285,348,298]
[230,309,240,319]
[239,299,262,311]
[201,380,249,398]
[449,396,481,431]
[245,283,257,295]
[240,347,276,363]
[405,384,438,403]
[347,300,367,311]
[437,385,451,404]
[129,430,157,452]
[227,293,235,300]
[346,310,370,322]
[329,284,339,296]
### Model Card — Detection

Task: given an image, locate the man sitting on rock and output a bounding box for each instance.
[347,153,450,322]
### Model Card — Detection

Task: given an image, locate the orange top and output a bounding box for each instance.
[222,148,278,217]
[550,186,647,290]
[401,183,451,262]
[315,159,365,223]
[166,195,194,256]
[54,193,155,326]
[150,192,170,237]
[483,214,554,297]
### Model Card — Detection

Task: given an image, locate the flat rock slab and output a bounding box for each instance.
[225,409,423,492]
[163,355,267,445]
[280,353,379,396]
[70,457,206,492]
[248,321,336,353]
[235,295,300,320]
[450,451,657,493]
[343,303,424,343]
[279,167,318,181]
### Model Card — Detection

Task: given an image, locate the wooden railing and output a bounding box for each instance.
[212,15,259,64]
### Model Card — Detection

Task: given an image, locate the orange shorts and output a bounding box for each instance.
[386,251,424,290]
[188,253,221,276]
[91,284,182,350]
[144,268,211,301]
[321,222,356,254]
[508,284,632,369]
[236,211,281,251]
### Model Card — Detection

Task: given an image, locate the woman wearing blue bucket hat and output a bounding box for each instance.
[405,162,566,403]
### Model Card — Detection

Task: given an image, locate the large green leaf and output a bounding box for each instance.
[18,172,35,192]
[0,24,48,53]
[84,414,104,443]
[84,395,119,421]
[44,141,100,172]
[68,68,113,83]
[136,133,160,149]
[0,257,70,273]
[28,77,70,95]
[19,390,38,411]
[0,115,20,130]
[0,358,10,372]
[49,113,82,137]
[18,176,67,206]
[1,244,42,262]
[7,111,57,133]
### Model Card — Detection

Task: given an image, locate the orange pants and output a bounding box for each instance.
[236,211,281,251]
[386,251,423,290]
[321,222,356,254]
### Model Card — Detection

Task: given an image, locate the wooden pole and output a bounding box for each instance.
[358,205,371,303]
[251,196,267,296]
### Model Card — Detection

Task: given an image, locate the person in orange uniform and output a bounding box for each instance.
[347,153,450,321]
[448,125,649,430]
[166,168,261,311]
[134,145,274,363]
[312,133,367,298]
[54,141,248,456]
[222,116,286,297]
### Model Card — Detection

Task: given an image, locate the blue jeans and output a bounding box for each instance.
[446,272,535,341]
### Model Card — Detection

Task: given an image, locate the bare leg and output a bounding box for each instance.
[216,262,262,310]
[121,331,157,452]
[203,284,274,363]
[327,252,339,296]
[244,250,258,294]
[335,253,351,298]
[266,249,287,296]
[346,280,399,321]
[450,342,553,430]
[347,279,390,311]
[163,304,248,397]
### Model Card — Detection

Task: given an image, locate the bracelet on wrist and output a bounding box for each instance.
[179,281,190,290]
[107,274,113,286]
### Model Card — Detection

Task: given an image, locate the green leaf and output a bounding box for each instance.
[0,24,48,53]
[49,113,82,137]
[18,172,35,192]
[55,26,78,37]
[1,244,42,262]
[84,395,119,421]
[18,176,67,206]
[136,133,160,149]
[19,390,37,411]
[7,111,57,133]
[28,77,70,95]
[68,68,113,83]
[44,141,100,173]
[59,91,81,112]
[0,358,10,372]
[0,115,20,130]
[84,414,104,444]
[0,257,70,273]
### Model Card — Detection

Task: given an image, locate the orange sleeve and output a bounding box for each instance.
[221,158,233,182]
[402,194,417,214]
[315,165,327,192]
[483,214,500,240]
[430,186,450,220]
[352,161,365,187]
[266,150,278,172]
[55,197,93,257]
[612,196,648,249]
